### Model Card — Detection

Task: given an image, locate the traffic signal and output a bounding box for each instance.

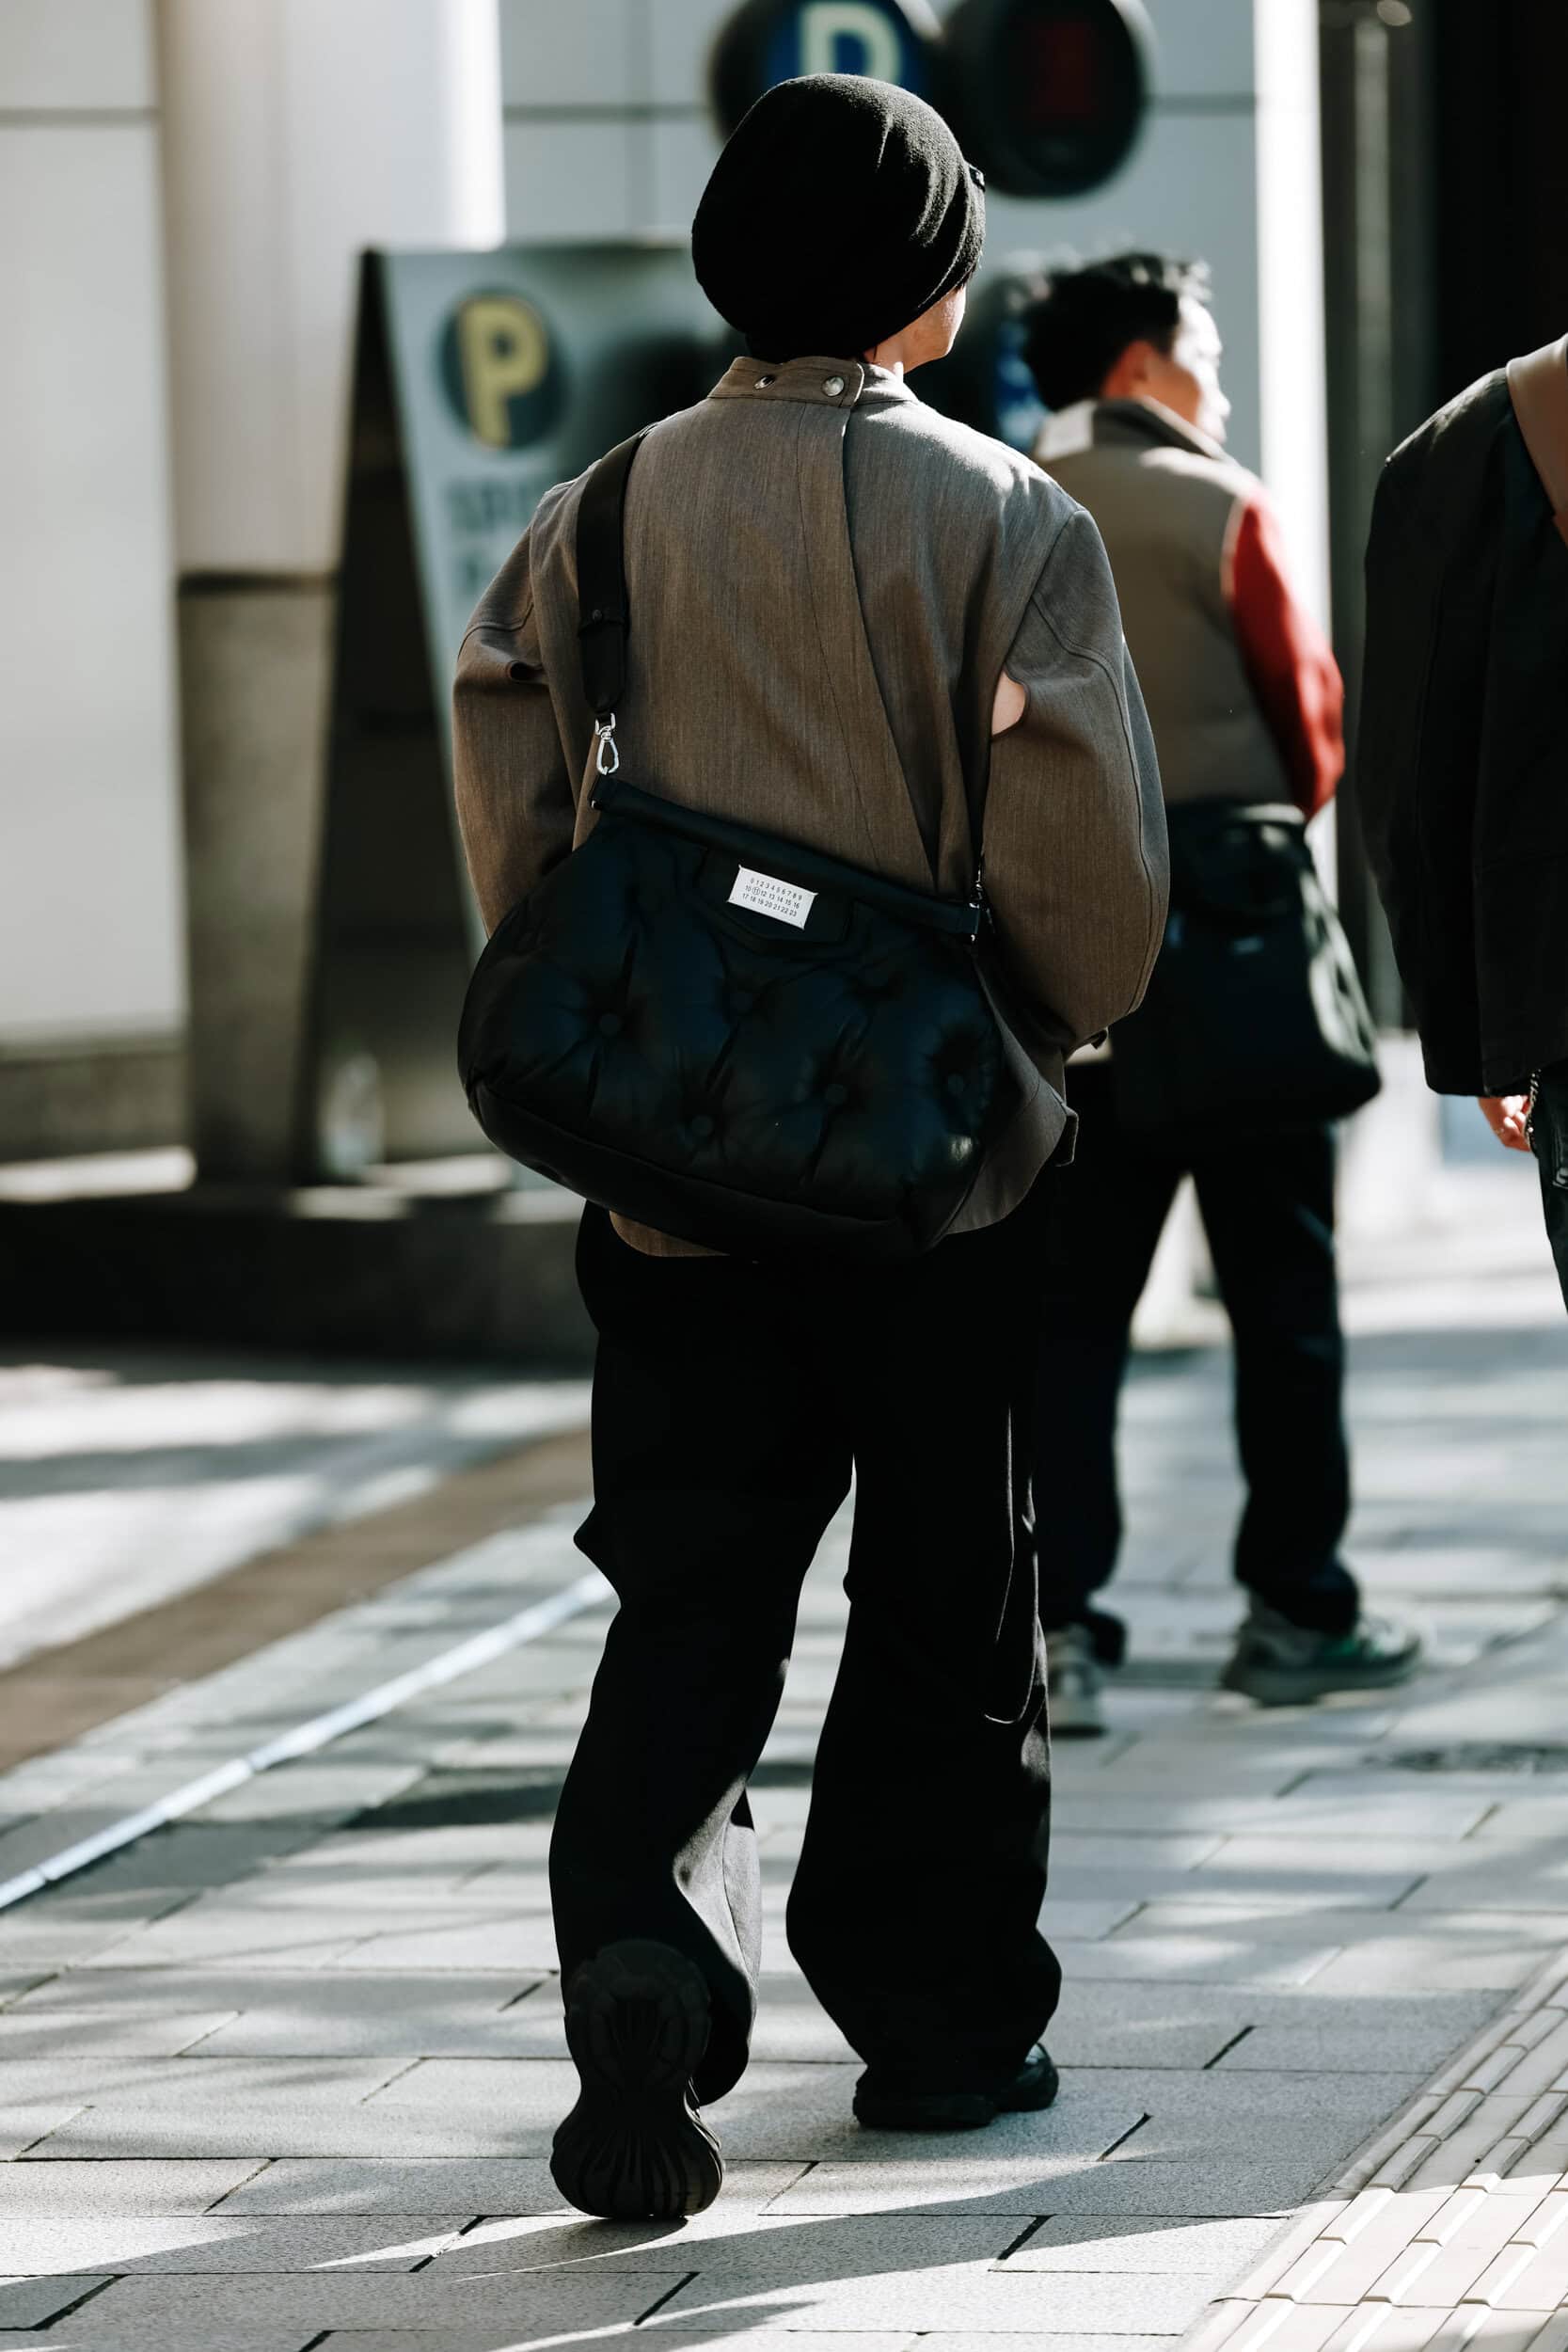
[709,0,1152,199]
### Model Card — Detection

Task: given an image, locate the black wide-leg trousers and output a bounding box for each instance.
[551,1195,1061,2105]
[1036,1065,1356,1637]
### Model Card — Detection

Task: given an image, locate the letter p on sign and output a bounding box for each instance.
[800,1,901,78]
[457,296,551,449]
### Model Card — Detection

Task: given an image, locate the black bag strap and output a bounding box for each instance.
[576,431,647,739]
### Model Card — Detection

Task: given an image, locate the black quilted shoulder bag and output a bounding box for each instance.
[457,432,1011,1260]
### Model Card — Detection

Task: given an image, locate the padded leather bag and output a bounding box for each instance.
[457,433,1012,1260]
[1109,799,1381,1135]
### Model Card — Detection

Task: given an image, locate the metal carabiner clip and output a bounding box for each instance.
[594,714,620,777]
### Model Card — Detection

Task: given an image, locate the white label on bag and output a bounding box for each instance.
[729,866,816,929]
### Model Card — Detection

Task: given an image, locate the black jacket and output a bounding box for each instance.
[1355,352,1568,1095]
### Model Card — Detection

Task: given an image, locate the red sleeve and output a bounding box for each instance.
[1227,490,1344,818]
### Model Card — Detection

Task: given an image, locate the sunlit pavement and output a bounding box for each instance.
[0,1175,1564,2351]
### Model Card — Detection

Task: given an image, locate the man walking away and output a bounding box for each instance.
[455,84,1167,2218]
[1357,334,1568,1309]
[1022,253,1421,1737]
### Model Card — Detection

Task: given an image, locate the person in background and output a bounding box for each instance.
[1022,252,1421,1736]
[1356,333,1568,1310]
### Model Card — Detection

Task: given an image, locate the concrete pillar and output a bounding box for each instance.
[154,0,503,1178]
[0,2,182,1152]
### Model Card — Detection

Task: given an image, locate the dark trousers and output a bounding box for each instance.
[1037,1065,1355,1638]
[551,1196,1061,2104]
[1533,1061,1568,1311]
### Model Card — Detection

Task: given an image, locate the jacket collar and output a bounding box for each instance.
[709,354,919,414]
[1037,394,1227,465]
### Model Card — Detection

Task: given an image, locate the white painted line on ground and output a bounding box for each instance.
[0,1567,610,1914]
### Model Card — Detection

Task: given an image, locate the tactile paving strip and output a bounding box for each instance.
[1186,1953,1568,2352]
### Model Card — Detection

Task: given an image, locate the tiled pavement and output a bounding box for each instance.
[0,1180,1565,2349]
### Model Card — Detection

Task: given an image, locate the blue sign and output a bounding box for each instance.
[712,0,941,137]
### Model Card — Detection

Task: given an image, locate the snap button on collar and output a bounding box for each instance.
[823,374,846,397]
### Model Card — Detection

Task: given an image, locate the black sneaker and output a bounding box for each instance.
[1221,1600,1423,1706]
[551,1939,723,2218]
[853,2043,1059,2132]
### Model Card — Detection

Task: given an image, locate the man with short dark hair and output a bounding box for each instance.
[1022,252,1421,1737]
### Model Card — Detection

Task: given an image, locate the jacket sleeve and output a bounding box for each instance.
[1354,453,1459,1054]
[1228,489,1344,818]
[452,528,578,936]
[984,505,1169,1060]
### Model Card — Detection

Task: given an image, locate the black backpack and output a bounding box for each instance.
[457,433,1015,1260]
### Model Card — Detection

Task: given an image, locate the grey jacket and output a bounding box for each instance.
[455,355,1168,1252]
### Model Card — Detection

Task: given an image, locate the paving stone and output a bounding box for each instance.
[0,2007,239,2058]
[891,2338,1188,2352]
[214,2155,805,2217]
[1400,1857,1568,1914]
[58,2270,690,2331]
[646,2264,1224,2332]
[0,2055,403,2113]
[74,1910,375,1968]
[434,2214,1022,2277]
[186,1985,551,2058]
[999,2217,1286,2273]
[27,2333,317,2351]
[0,2273,113,2328]
[326,1921,562,1970]
[701,2066,1148,2166]
[1049,1794,1496,1840]
[0,2213,471,2273]
[1215,2025,1480,2075]
[764,2158,1311,2218]
[192,1761,428,1823]
[32,2106,568,2161]
[0,2108,86,2159]
[1042,1934,1339,1991]
[1037,1899,1145,1943]
[1049,1832,1227,1872]
[0,2158,268,2215]
[1045,1987,1494,2075]
[309,2336,916,2352]
[9,1965,532,2022]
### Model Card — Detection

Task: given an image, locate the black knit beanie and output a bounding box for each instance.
[691,74,985,363]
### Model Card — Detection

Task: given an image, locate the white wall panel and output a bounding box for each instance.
[0,0,154,109]
[650,115,721,241]
[0,119,182,1041]
[505,119,641,242]
[647,0,733,109]
[1132,0,1254,100]
[501,0,639,106]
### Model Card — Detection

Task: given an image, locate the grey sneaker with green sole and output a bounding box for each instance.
[1221,1600,1423,1707]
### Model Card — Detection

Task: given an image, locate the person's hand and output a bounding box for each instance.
[1479,1094,1533,1152]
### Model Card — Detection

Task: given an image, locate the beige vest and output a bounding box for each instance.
[1036,400,1291,809]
